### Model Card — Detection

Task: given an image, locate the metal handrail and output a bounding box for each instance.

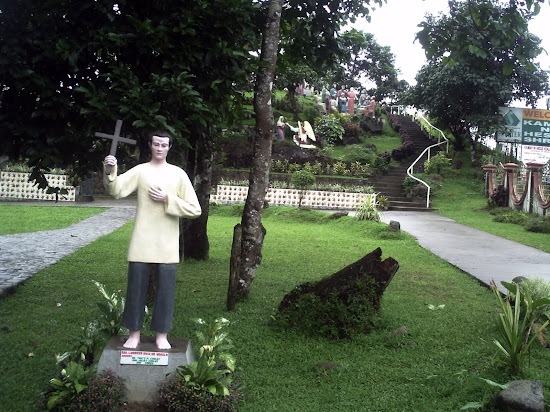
[406,113,449,208]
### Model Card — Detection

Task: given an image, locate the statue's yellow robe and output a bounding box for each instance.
[104,162,201,263]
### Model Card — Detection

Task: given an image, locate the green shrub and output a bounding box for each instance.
[315,114,345,146]
[525,216,550,234]
[341,145,375,163]
[331,161,348,176]
[275,279,381,340]
[355,197,380,222]
[491,209,529,226]
[159,378,242,412]
[159,318,240,411]
[424,152,452,174]
[45,362,97,411]
[291,170,316,207]
[67,371,126,412]
[518,277,550,325]
[349,161,370,178]
[491,280,550,375]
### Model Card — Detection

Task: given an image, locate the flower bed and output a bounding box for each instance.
[0,172,76,201]
[211,185,375,210]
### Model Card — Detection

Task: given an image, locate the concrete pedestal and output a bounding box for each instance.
[97,335,194,403]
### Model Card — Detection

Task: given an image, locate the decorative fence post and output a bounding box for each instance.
[482,164,498,197]
[502,163,527,209]
[526,162,550,216]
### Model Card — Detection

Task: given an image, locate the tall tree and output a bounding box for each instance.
[337,28,400,100]
[409,0,548,156]
[1,0,258,259]
[232,0,385,302]
[232,0,284,302]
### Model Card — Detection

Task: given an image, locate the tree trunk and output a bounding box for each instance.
[227,224,242,311]
[232,0,283,301]
[286,87,299,121]
[183,140,212,260]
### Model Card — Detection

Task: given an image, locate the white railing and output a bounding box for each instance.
[406,113,449,208]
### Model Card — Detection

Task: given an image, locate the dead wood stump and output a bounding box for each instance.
[277,247,399,339]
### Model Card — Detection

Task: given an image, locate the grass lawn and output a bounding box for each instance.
[1,205,549,411]
[0,205,105,235]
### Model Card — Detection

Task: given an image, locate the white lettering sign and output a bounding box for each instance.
[120,350,169,366]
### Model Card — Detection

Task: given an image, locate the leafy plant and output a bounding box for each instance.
[314,114,345,146]
[355,197,380,222]
[56,321,107,368]
[514,277,550,326]
[424,152,452,174]
[490,280,550,375]
[376,194,389,210]
[291,170,316,207]
[67,370,126,412]
[169,318,237,400]
[92,280,128,336]
[47,361,97,410]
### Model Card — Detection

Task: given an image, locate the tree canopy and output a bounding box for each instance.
[0,0,258,184]
[409,0,549,151]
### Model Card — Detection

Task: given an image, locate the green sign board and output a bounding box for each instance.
[498,107,550,147]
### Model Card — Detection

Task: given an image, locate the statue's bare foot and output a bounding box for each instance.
[123,331,140,349]
[156,333,171,349]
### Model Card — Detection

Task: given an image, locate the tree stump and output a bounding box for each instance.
[277,247,399,339]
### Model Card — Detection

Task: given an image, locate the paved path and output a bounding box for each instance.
[1,201,549,298]
[380,211,550,293]
[0,201,136,298]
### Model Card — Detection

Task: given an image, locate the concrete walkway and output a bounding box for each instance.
[1,200,549,298]
[0,200,136,298]
[380,211,550,293]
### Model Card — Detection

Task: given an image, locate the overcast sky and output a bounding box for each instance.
[351,0,550,108]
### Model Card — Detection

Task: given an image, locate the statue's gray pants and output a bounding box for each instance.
[121,262,176,333]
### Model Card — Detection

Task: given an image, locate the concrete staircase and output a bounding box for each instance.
[370,114,441,212]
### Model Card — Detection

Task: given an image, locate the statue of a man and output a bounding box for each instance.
[103,131,202,349]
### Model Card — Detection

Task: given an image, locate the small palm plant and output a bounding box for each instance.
[491,280,550,375]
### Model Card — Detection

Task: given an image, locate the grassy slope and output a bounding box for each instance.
[1,206,549,411]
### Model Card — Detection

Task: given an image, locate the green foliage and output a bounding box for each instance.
[158,379,242,412]
[55,321,107,369]
[355,197,380,222]
[331,161,349,176]
[291,170,316,191]
[490,208,529,226]
[491,280,550,375]
[349,161,370,178]
[488,208,550,234]
[275,278,381,340]
[47,361,97,411]
[1,0,258,186]
[524,216,550,234]
[341,145,374,163]
[314,115,345,145]
[4,204,550,411]
[411,1,548,151]
[516,278,550,325]
[291,170,316,207]
[67,371,126,412]
[424,152,452,174]
[92,281,128,337]
[171,318,236,399]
